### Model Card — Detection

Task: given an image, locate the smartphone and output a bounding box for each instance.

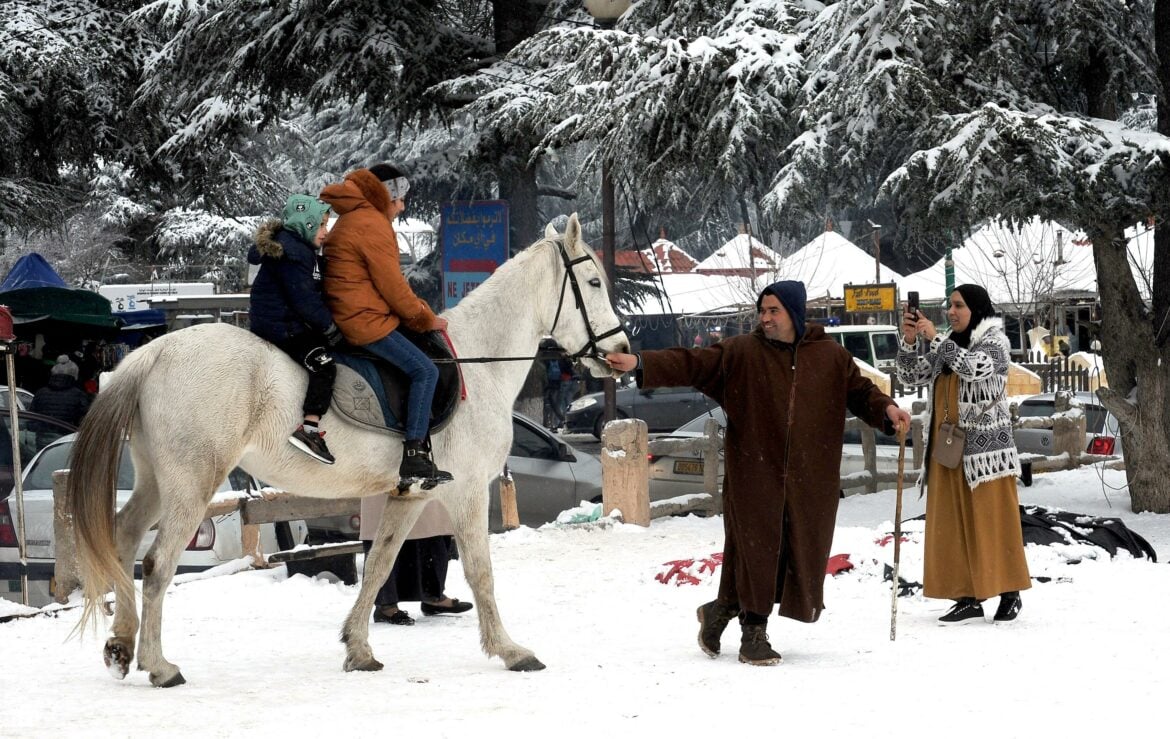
[907,291,920,318]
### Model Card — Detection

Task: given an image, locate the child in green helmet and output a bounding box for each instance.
[248,194,344,464]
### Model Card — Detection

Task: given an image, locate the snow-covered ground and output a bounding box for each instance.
[4,464,1167,738]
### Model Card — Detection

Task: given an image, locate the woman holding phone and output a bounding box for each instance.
[895,284,1031,625]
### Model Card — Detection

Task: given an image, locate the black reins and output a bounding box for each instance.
[431,237,624,365]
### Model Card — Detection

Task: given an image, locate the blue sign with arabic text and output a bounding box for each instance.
[441,200,509,309]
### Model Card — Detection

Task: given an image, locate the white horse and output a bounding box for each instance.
[68,214,628,687]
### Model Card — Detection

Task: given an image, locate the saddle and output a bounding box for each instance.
[330,329,462,437]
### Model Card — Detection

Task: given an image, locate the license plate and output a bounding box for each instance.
[673,459,704,475]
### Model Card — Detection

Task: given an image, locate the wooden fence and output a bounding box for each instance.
[597,399,1125,524]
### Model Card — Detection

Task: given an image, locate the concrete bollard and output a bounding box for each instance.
[51,469,81,603]
[499,466,520,530]
[601,418,650,526]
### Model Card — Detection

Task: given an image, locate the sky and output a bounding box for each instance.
[3,463,1167,739]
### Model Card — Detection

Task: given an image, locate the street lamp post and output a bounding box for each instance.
[584,0,630,428]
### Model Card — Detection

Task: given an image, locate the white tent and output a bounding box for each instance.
[629,272,767,316]
[693,233,781,276]
[780,230,905,300]
[898,218,1154,306]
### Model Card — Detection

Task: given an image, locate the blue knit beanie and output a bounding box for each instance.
[757,280,808,341]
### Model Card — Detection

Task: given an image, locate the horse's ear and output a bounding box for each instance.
[544,222,558,239]
[565,213,582,252]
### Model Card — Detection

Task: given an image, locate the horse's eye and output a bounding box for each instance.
[589,278,601,288]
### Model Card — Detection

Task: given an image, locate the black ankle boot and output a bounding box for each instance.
[696,600,739,658]
[994,592,1022,622]
[738,623,782,666]
[399,438,454,486]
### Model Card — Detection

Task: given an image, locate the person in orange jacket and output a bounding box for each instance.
[319,164,452,486]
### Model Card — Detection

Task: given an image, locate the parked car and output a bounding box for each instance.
[564,384,719,438]
[1013,391,1124,458]
[0,409,79,500]
[1,433,308,607]
[488,413,603,531]
[647,407,906,500]
[0,385,34,410]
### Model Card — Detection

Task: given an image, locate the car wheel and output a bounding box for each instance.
[592,409,629,439]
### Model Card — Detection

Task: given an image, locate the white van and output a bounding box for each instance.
[823,324,901,373]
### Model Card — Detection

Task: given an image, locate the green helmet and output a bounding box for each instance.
[281,194,331,244]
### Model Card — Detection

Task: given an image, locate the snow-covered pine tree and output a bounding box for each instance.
[767,0,1170,511]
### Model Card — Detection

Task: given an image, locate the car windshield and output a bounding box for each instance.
[675,408,726,434]
[1017,400,1108,433]
[872,333,899,361]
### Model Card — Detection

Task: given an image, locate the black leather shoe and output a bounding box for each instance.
[994,592,1023,622]
[373,607,415,625]
[420,598,474,616]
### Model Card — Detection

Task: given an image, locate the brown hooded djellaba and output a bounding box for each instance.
[639,325,896,621]
[318,168,436,345]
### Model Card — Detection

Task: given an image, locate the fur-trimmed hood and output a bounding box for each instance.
[942,315,1004,350]
[252,219,285,260]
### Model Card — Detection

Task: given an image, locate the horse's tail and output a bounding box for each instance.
[69,341,163,630]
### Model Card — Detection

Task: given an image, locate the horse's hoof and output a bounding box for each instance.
[150,670,186,688]
[508,656,546,672]
[344,656,384,672]
[103,640,132,680]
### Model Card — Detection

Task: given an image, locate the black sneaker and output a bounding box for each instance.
[993,592,1022,622]
[738,624,782,666]
[398,439,454,488]
[289,427,335,464]
[938,598,985,625]
[696,600,739,658]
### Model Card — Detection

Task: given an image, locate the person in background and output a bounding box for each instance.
[360,497,473,625]
[248,194,343,464]
[556,355,578,428]
[31,355,90,426]
[896,283,1030,624]
[604,281,910,666]
[541,339,565,430]
[320,163,452,486]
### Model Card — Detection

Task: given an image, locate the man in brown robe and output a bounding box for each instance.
[606,281,910,665]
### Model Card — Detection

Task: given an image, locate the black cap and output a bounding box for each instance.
[368,163,404,182]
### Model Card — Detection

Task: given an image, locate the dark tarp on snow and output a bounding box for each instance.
[0,253,118,330]
[1019,505,1157,561]
[907,507,1157,562]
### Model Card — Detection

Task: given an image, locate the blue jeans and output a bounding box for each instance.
[362,331,438,441]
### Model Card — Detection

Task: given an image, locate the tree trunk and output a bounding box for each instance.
[1090,226,1170,513]
[1153,0,1170,338]
[500,163,541,252]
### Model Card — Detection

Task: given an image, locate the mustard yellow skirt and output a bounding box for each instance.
[923,372,1031,600]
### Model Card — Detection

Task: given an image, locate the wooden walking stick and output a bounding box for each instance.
[889,422,908,641]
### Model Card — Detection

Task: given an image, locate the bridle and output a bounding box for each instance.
[431,236,624,365]
[547,237,625,361]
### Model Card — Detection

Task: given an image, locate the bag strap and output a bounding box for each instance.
[941,387,997,429]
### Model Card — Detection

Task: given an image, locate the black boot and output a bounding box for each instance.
[738,623,782,666]
[696,600,739,658]
[398,438,454,488]
[993,592,1022,622]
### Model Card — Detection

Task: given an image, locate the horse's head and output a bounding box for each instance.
[543,213,629,379]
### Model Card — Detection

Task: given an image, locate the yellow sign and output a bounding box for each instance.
[844,284,897,312]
